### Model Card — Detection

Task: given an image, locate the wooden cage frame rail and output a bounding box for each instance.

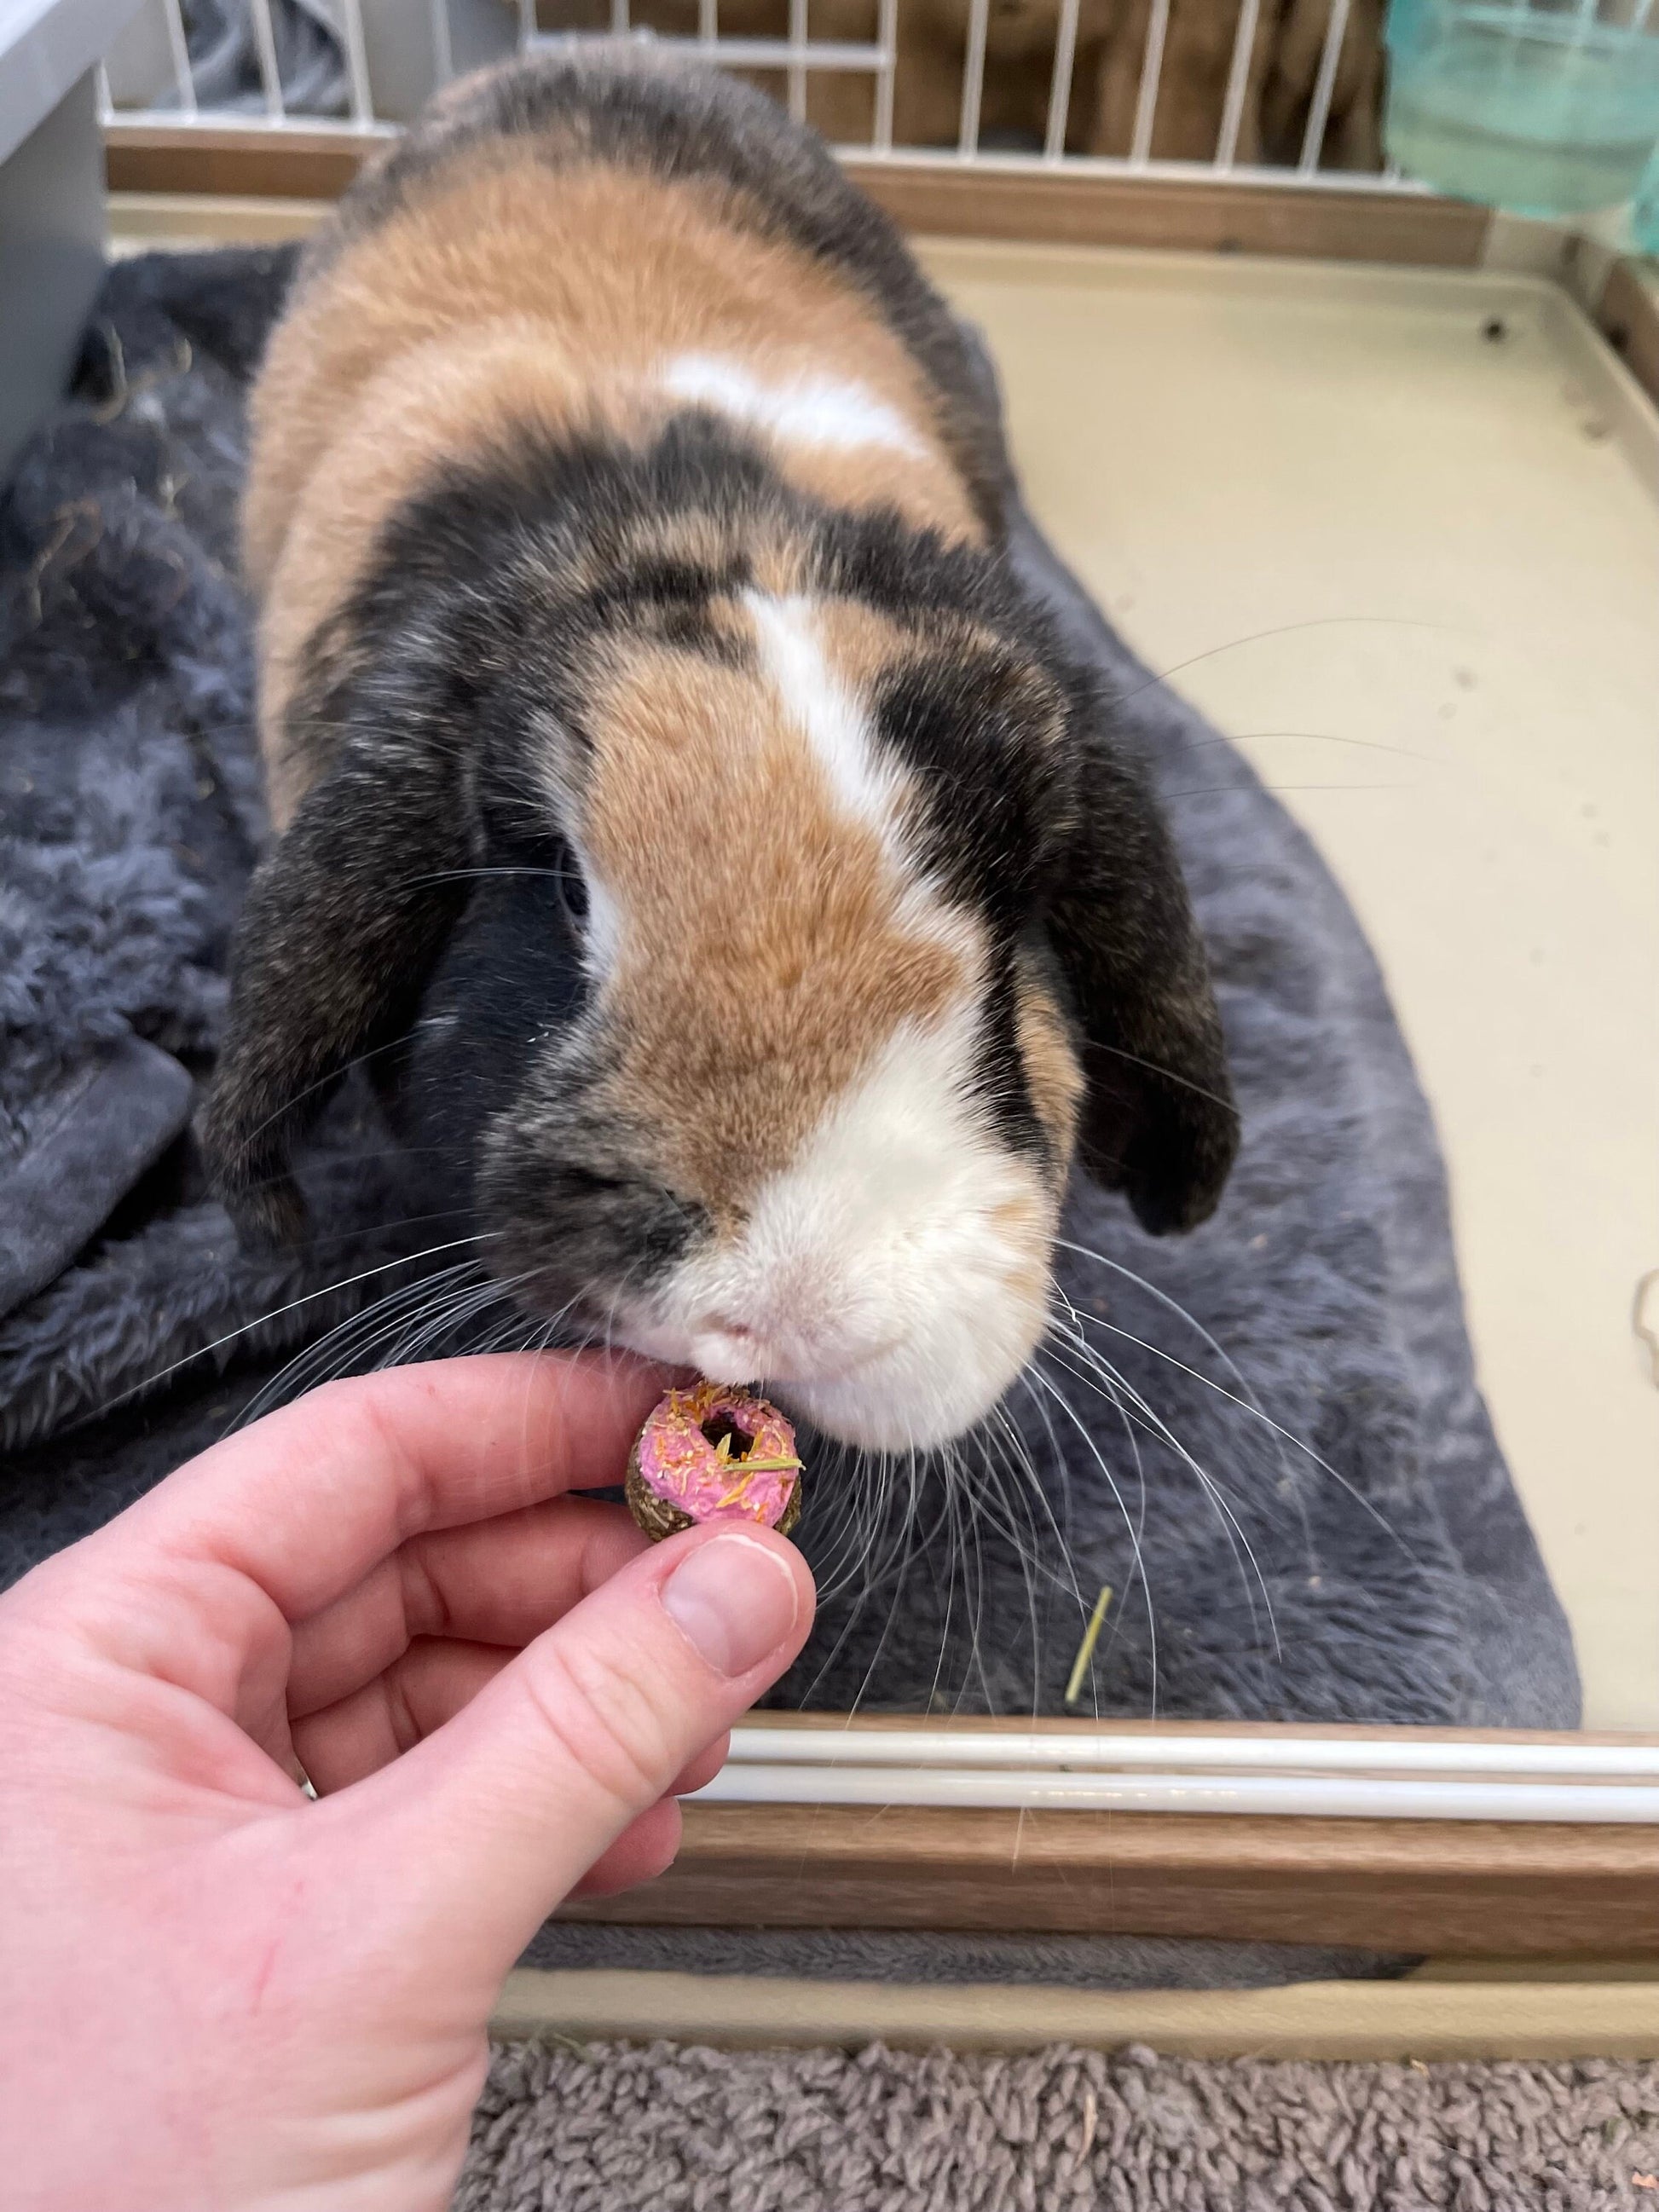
[554,1721,1659,1955]
[101,119,1659,408]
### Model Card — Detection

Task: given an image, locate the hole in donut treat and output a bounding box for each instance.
[701,1412,755,1462]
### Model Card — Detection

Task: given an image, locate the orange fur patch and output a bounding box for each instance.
[986,1185,1057,1310]
[1016,969,1086,1167]
[577,624,973,1215]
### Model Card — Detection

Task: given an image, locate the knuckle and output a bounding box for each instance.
[384,1662,425,1758]
[517,1635,679,1815]
[313,1380,426,1523]
[396,1538,449,1642]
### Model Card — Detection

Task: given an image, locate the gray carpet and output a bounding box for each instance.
[458,2039,1659,2211]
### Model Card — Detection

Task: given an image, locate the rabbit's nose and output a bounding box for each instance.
[690,1308,901,1392]
[699,1313,758,1345]
[689,1315,766,1383]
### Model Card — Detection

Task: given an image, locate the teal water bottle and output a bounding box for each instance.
[1634,146,1659,252]
[1384,0,1659,217]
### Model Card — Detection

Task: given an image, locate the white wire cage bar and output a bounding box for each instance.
[1213,0,1262,169]
[1043,0,1082,159]
[159,0,197,114]
[338,0,375,124]
[725,1726,1659,1778]
[693,1764,1659,1821]
[246,0,284,118]
[697,1725,1659,1821]
[1298,0,1352,170]
[95,0,1421,190]
[523,30,893,71]
[1130,0,1173,165]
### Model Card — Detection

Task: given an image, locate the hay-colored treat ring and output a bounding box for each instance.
[626,1380,803,1543]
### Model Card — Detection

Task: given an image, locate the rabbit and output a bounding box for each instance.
[202,43,1238,1454]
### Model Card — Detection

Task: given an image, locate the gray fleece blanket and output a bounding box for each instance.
[0,251,1576,1991]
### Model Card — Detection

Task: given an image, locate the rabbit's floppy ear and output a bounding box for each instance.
[1047,709,1239,1234]
[200,742,471,1246]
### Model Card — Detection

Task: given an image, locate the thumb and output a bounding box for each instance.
[337,1523,814,1970]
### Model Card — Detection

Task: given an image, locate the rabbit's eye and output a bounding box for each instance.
[556,849,590,930]
[484,806,592,933]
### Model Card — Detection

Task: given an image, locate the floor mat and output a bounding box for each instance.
[458,2038,1659,2212]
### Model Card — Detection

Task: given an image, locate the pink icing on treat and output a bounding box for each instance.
[626,1382,802,1542]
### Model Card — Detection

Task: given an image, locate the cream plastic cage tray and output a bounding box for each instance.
[928,238,1659,1738]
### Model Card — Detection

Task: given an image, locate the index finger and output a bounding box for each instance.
[99,1352,668,1624]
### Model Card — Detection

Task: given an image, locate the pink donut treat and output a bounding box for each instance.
[626,1381,803,1543]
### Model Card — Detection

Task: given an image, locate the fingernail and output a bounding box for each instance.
[661,1535,799,1678]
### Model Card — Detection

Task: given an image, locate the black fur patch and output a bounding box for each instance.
[403,870,707,1324]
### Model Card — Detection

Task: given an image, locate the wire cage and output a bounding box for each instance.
[95,0,1408,190]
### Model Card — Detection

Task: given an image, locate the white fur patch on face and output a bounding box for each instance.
[662,353,929,460]
[745,592,910,861]
[627,996,1055,1451]
[578,855,623,978]
[525,725,622,981]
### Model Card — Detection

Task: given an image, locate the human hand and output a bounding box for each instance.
[0,1354,814,2212]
